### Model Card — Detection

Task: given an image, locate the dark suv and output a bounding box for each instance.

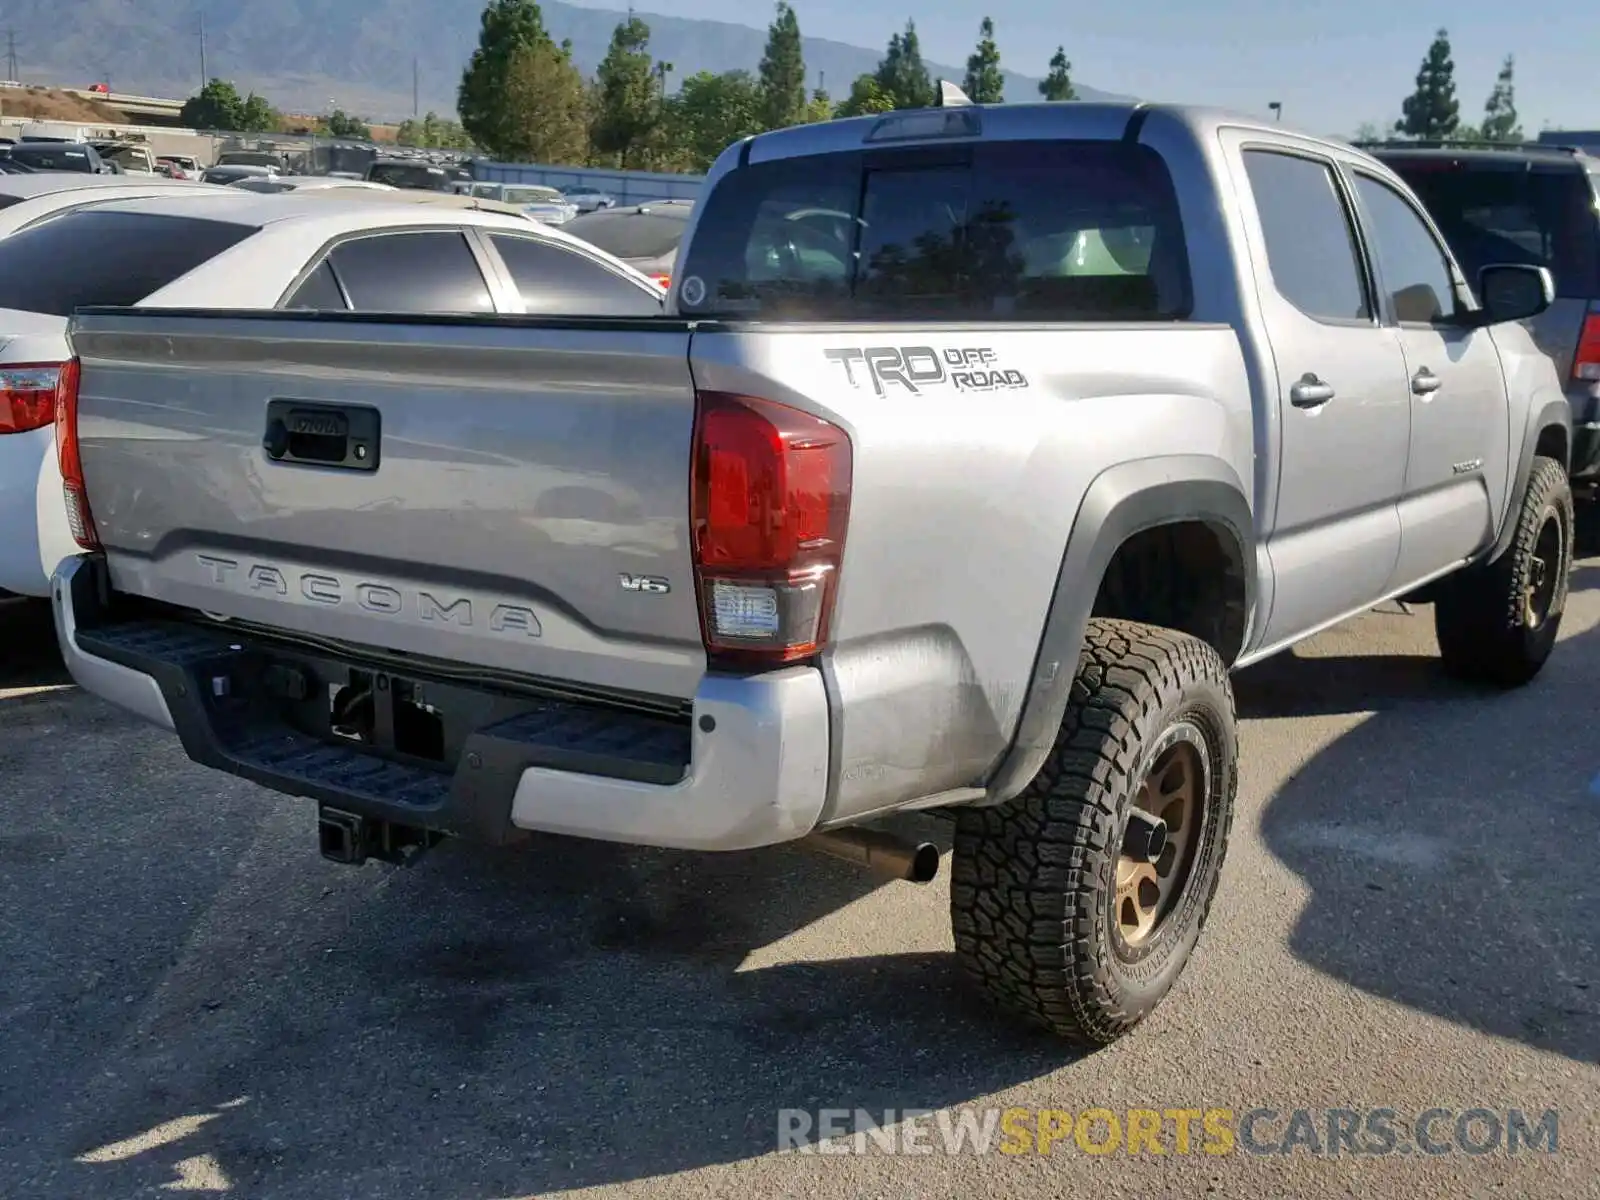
[1366,141,1600,481]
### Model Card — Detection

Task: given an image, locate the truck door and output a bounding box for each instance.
[1344,168,1509,585]
[1227,139,1412,648]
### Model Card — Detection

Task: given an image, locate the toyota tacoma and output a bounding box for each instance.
[48,100,1575,1044]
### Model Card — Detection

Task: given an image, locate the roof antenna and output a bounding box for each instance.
[937,79,973,107]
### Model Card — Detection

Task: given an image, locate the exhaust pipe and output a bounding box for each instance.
[802,826,942,884]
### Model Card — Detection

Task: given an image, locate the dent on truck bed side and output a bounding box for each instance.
[981,455,1255,806]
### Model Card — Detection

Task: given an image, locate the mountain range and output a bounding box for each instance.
[7,0,1124,121]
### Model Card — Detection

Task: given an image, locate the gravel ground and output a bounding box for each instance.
[2,543,1597,1199]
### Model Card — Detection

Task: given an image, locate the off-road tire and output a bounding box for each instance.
[1434,455,1573,688]
[950,619,1238,1045]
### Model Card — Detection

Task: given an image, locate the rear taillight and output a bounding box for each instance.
[690,391,852,667]
[0,362,67,435]
[52,357,99,550]
[1575,312,1600,383]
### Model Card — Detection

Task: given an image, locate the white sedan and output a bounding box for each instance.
[0,188,665,599]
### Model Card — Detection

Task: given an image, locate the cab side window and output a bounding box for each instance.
[1352,174,1458,324]
[1241,149,1371,323]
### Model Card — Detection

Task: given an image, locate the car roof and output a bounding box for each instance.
[0,173,204,199]
[1362,142,1595,169]
[56,187,595,242]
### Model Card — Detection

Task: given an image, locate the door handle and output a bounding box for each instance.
[1411,368,1442,395]
[1289,374,1335,408]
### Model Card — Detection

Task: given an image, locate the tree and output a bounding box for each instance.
[1395,28,1460,140]
[1481,55,1521,142]
[757,1,808,130]
[179,78,279,132]
[324,109,371,139]
[1039,46,1076,101]
[662,70,764,172]
[873,21,935,110]
[238,93,279,132]
[1351,120,1384,143]
[591,15,660,169]
[962,17,1004,104]
[458,0,557,157]
[803,85,833,125]
[835,75,896,118]
[397,111,474,149]
[496,39,589,165]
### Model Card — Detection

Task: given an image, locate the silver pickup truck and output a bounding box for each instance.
[50,101,1574,1046]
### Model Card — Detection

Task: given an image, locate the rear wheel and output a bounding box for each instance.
[950,619,1237,1045]
[1435,456,1572,687]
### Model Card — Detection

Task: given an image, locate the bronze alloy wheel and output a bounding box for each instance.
[1115,721,1209,950]
[1524,511,1564,630]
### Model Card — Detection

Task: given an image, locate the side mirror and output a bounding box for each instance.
[1469,263,1555,326]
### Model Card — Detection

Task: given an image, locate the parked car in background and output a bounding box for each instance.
[156,155,202,180]
[201,163,277,185]
[561,184,616,212]
[563,198,693,287]
[468,181,579,224]
[4,142,112,174]
[216,150,290,172]
[90,141,156,174]
[365,159,455,192]
[0,188,665,599]
[1368,140,1600,486]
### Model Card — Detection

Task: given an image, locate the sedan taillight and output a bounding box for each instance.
[0,362,67,435]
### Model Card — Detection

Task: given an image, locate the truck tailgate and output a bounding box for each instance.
[65,311,706,701]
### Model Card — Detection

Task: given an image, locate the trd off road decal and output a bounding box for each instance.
[823,346,1029,396]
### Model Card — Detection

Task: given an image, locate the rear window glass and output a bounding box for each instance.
[367,163,451,191]
[565,210,689,261]
[1385,160,1600,297]
[0,210,255,314]
[676,140,1190,321]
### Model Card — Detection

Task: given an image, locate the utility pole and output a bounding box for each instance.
[6,31,18,83]
[198,12,207,86]
[413,57,419,117]
[1268,100,1282,122]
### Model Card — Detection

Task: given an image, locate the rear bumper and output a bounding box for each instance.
[1568,386,1600,479]
[51,555,831,852]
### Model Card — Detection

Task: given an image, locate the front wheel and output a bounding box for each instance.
[950,619,1238,1045]
[1435,455,1573,688]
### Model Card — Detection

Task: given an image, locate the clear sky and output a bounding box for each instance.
[570,1,1589,137]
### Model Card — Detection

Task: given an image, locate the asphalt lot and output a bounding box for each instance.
[2,537,1598,1199]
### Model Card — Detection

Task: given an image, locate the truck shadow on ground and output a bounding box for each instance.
[13,790,1069,1198]
[1241,611,1600,1068]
